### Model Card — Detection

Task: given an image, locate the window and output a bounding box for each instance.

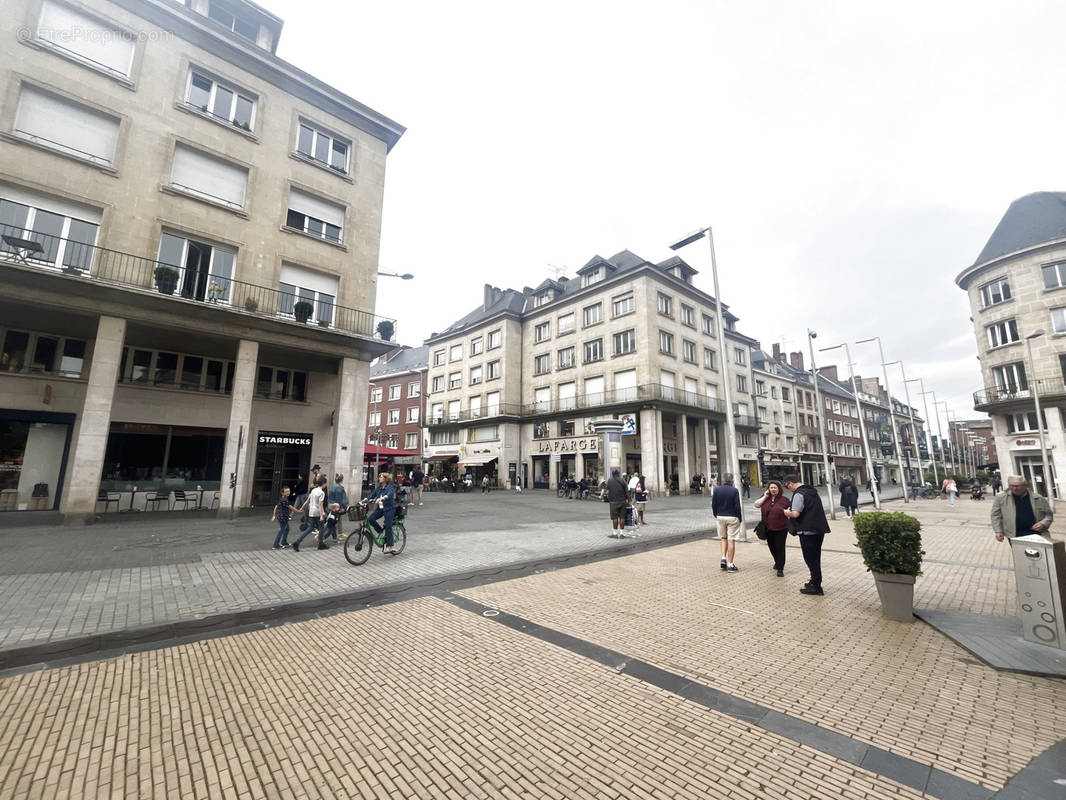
[447,400,460,421]
[1042,262,1066,290]
[1053,308,1066,335]
[557,313,575,334]
[295,121,349,174]
[978,276,1011,308]
[430,403,443,423]
[405,433,419,450]
[560,420,575,437]
[388,384,400,401]
[659,331,674,356]
[469,425,499,443]
[739,432,751,446]
[13,86,120,167]
[660,371,675,400]
[169,143,247,210]
[583,303,602,327]
[761,433,769,448]
[558,346,575,369]
[431,376,443,393]
[185,70,256,130]
[534,321,551,342]
[0,328,87,377]
[277,263,337,326]
[1005,411,1043,433]
[207,0,259,41]
[433,349,445,366]
[682,340,697,363]
[534,354,550,375]
[469,396,482,419]
[408,382,420,398]
[406,406,419,423]
[35,1,135,79]
[992,362,1027,393]
[469,365,482,385]
[734,347,746,365]
[657,293,673,316]
[782,387,791,402]
[614,329,636,355]
[430,429,459,445]
[704,348,717,370]
[448,371,461,389]
[449,344,463,361]
[680,304,695,327]
[584,376,604,404]
[254,366,307,401]
[532,291,553,308]
[487,360,501,380]
[771,386,778,399]
[533,421,551,439]
[584,339,603,363]
[158,232,236,304]
[370,387,383,403]
[533,387,550,413]
[582,268,602,287]
[737,375,747,393]
[387,408,400,425]
[286,189,344,243]
[368,411,380,426]
[487,329,501,349]
[613,294,634,317]
[0,193,100,272]
[784,411,793,426]
[470,337,483,356]
[486,391,500,415]
[755,379,766,396]
[986,319,1019,348]
[558,382,576,411]
[615,369,637,402]
[702,314,716,337]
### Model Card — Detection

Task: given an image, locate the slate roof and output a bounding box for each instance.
[972,192,1066,267]
[370,345,428,378]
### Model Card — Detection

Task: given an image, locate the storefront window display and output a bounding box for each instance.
[0,411,74,511]
[99,423,224,491]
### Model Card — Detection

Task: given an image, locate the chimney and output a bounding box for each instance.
[483,284,496,311]
[772,343,783,363]
[789,351,804,371]
[819,365,839,382]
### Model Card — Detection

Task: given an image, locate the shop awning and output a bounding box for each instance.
[425,453,459,462]
[364,446,420,461]
[458,454,499,466]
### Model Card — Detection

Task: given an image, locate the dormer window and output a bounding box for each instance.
[207,0,259,42]
[532,291,552,308]
[582,268,603,288]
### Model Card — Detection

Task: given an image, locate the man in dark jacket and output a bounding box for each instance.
[605,468,630,537]
[783,473,831,595]
[712,474,743,572]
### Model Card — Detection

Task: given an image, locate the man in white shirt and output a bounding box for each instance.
[293,475,329,552]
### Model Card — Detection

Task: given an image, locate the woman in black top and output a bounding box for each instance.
[634,474,648,524]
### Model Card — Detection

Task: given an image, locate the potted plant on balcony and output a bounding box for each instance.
[853,511,925,622]
[293,300,314,323]
[154,265,179,295]
[243,297,259,312]
[376,319,394,341]
[207,282,224,303]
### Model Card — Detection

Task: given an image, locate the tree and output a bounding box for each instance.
[376,320,394,341]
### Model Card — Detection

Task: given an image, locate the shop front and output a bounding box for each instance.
[1011,439,1057,498]
[528,432,599,489]
[251,430,312,506]
[0,410,74,512]
[832,456,865,484]
[459,445,500,487]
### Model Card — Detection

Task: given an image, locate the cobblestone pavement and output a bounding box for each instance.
[1,493,1062,798]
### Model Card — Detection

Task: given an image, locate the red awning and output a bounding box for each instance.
[364,447,420,461]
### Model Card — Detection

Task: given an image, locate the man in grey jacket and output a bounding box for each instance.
[991,476,1053,542]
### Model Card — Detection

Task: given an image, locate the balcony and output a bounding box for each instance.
[427,403,523,427]
[972,376,1066,411]
[0,223,394,340]
[523,383,729,418]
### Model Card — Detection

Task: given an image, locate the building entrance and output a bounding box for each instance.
[252,430,312,506]
[1016,454,1057,498]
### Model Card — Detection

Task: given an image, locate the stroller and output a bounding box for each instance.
[970,484,984,500]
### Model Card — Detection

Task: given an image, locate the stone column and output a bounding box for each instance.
[575,451,585,481]
[549,454,559,489]
[62,316,126,518]
[332,357,370,490]
[703,418,712,478]
[1043,407,1066,498]
[219,339,258,512]
[679,413,691,495]
[640,408,662,494]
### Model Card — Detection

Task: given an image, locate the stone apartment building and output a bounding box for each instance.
[0,0,403,518]
[365,345,427,485]
[423,250,760,494]
[957,192,1066,497]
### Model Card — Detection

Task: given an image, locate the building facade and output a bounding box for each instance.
[958,192,1066,497]
[0,0,402,517]
[365,346,427,485]
[423,251,759,494]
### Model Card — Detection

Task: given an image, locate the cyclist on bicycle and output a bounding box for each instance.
[363,472,398,555]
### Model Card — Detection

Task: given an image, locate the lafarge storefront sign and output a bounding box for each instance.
[533,437,599,453]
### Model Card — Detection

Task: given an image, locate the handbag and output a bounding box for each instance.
[754,520,767,540]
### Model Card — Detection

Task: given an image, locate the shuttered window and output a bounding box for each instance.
[13,86,119,166]
[286,188,344,243]
[169,144,247,210]
[37,1,134,78]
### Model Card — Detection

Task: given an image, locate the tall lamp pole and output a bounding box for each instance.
[1025,330,1055,498]
[886,362,922,486]
[910,379,939,487]
[857,337,907,502]
[927,394,948,480]
[807,330,836,519]
[821,342,880,509]
[670,227,739,488]
[945,409,960,475]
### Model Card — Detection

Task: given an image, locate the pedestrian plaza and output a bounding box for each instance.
[0,492,1063,798]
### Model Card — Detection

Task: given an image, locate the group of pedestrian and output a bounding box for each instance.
[272,471,338,553]
[603,469,649,533]
[712,472,830,595]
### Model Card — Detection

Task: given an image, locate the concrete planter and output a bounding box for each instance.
[873,572,916,622]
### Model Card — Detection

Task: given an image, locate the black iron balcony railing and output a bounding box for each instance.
[522,383,730,417]
[427,403,524,425]
[0,223,395,340]
[973,376,1066,407]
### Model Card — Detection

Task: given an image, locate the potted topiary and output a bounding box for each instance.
[243,297,259,312]
[376,319,394,341]
[293,300,314,323]
[854,511,925,622]
[154,265,179,295]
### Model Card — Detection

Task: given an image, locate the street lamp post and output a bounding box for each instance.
[910,379,939,487]
[927,394,948,480]
[670,227,739,488]
[1025,330,1055,498]
[857,337,907,503]
[945,409,960,475]
[886,362,922,487]
[820,341,880,509]
[807,330,836,519]
[377,270,415,280]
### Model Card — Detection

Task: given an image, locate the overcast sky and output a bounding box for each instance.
[268,0,1066,428]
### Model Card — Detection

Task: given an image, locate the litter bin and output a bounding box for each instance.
[1008,534,1066,649]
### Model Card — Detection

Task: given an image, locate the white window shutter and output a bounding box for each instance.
[170,144,247,208]
[287,188,345,228]
[279,263,339,297]
[14,87,119,165]
[37,1,134,78]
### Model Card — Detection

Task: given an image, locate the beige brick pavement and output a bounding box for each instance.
[461,498,1066,791]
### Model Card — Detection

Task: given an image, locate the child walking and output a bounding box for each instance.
[272,486,294,550]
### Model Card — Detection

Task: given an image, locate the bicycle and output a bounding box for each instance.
[343,501,407,565]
